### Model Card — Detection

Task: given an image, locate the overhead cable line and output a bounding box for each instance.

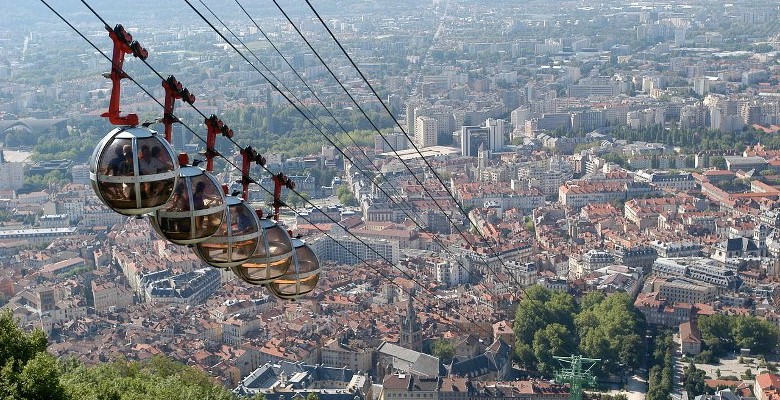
[204,0,503,310]
[270,0,523,291]
[252,164,497,339]
[182,0,511,298]
[302,0,528,288]
[42,0,499,339]
[303,0,521,274]
[78,0,458,299]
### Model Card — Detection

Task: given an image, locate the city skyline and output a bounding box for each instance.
[1,1,780,399]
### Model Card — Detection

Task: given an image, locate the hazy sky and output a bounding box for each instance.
[0,0,412,24]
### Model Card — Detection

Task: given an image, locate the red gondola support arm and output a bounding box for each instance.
[239,146,266,201]
[204,115,233,172]
[101,24,148,126]
[272,173,295,222]
[162,75,195,143]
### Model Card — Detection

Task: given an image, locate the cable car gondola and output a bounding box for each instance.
[194,194,260,268]
[90,126,179,215]
[266,238,320,300]
[231,217,293,285]
[150,154,226,245]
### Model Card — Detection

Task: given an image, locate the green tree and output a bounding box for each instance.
[431,339,456,364]
[602,152,627,167]
[532,323,575,374]
[286,192,311,208]
[523,216,535,234]
[513,285,576,367]
[575,292,646,374]
[0,310,67,399]
[698,314,779,357]
[698,314,733,356]
[646,332,674,400]
[61,356,236,400]
[732,315,779,354]
[710,156,726,169]
[579,291,605,311]
[336,185,358,207]
[683,361,706,397]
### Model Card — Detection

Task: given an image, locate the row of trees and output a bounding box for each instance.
[646,332,674,400]
[512,286,646,376]
[0,311,264,399]
[552,122,780,155]
[611,125,780,153]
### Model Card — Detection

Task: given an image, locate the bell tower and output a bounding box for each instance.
[399,291,423,352]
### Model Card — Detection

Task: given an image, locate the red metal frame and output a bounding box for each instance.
[272,173,295,222]
[101,24,148,126]
[161,75,195,143]
[239,146,266,201]
[203,115,233,172]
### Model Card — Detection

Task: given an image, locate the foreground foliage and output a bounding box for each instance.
[60,356,238,400]
[0,311,259,400]
[0,310,66,399]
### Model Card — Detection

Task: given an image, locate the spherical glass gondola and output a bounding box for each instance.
[90,126,179,215]
[231,218,293,285]
[266,238,320,301]
[194,196,260,268]
[150,166,226,245]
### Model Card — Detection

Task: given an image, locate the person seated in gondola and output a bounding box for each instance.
[192,181,208,235]
[138,144,165,174]
[106,145,125,176]
[100,144,127,201]
[138,145,168,205]
[117,145,136,199]
[235,208,254,234]
[166,183,191,234]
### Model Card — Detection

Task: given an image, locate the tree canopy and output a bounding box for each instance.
[336,185,358,207]
[0,310,254,400]
[698,314,779,357]
[512,286,645,377]
[60,356,238,400]
[431,338,456,364]
[575,292,646,375]
[0,310,66,399]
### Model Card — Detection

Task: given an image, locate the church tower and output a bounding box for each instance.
[399,291,423,352]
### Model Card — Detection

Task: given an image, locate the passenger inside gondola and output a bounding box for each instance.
[166,183,191,234]
[192,181,209,235]
[100,144,128,203]
[118,145,135,198]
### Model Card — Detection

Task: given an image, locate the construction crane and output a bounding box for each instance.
[553,355,600,400]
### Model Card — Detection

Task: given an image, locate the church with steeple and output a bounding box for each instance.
[398,292,423,352]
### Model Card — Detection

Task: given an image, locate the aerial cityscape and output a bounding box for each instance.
[1,0,780,399]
